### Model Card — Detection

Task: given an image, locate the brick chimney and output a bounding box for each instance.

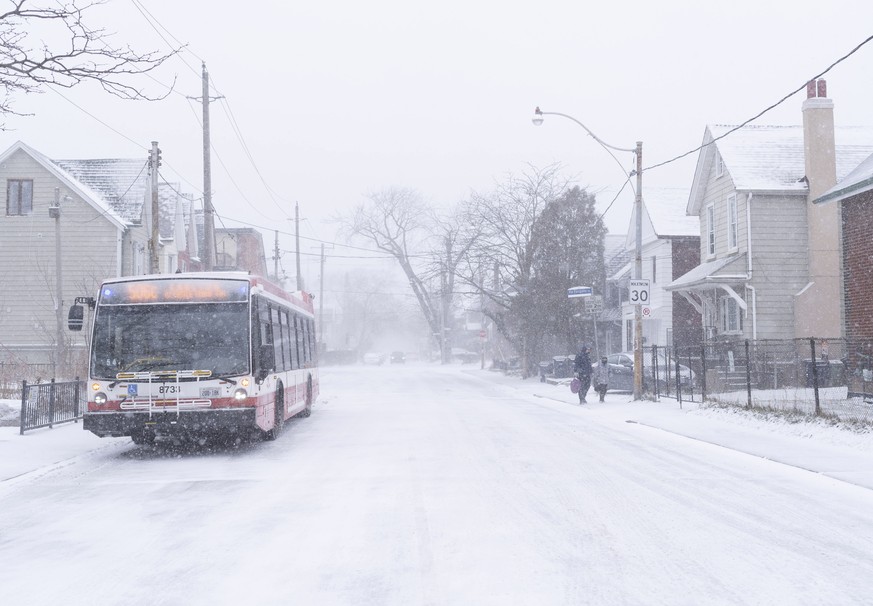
[795,78,841,339]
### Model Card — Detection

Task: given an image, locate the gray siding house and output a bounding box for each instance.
[667,81,873,343]
[0,141,196,375]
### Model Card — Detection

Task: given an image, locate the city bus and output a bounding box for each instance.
[69,272,319,444]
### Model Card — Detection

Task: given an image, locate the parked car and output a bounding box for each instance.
[606,352,695,392]
[362,352,386,365]
[390,351,405,364]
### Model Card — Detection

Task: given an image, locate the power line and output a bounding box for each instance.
[218,213,435,256]
[47,87,146,150]
[645,33,873,172]
[215,96,292,218]
[129,0,202,78]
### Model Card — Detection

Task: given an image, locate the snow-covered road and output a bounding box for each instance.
[2,364,873,605]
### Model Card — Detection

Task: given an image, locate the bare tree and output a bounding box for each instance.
[460,164,570,374]
[0,0,179,122]
[336,188,482,362]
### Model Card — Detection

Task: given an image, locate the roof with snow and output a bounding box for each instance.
[642,187,698,237]
[708,124,873,192]
[815,151,873,205]
[623,187,699,251]
[52,157,149,225]
[665,254,747,291]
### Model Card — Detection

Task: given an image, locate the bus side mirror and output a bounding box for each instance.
[68,305,84,331]
[256,344,273,382]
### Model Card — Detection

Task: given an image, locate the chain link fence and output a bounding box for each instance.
[650,338,873,423]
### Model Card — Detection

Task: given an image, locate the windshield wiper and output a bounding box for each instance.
[212,375,238,385]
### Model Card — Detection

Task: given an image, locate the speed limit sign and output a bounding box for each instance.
[629,279,650,304]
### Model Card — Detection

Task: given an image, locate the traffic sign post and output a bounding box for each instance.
[629,279,650,305]
[567,286,593,299]
[584,295,603,315]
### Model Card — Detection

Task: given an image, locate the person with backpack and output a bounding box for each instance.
[593,355,611,402]
[573,345,592,404]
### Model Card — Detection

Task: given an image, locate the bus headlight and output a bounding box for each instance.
[233,388,248,401]
[94,392,108,405]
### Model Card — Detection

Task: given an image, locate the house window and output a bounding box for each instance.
[651,256,657,283]
[706,204,715,256]
[6,179,33,216]
[716,153,724,178]
[727,194,738,250]
[719,296,743,334]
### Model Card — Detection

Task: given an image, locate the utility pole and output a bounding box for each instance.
[319,243,325,352]
[295,202,304,291]
[194,62,221,271]
[633,141,644,401]
[49,188,63,375]
[273,230,280,281]
[149,141,160,274]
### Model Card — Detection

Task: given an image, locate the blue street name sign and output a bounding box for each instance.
[567,286,593,298]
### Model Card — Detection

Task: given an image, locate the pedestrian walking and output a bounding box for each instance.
[573,345,592,404]
[593,356,610,402]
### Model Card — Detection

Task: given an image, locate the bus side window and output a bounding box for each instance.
[308,319,317,362]
[302,317,310,365]
[295,314,304,368]
[256,298,274,374]
[280,309,292,371]
[271,306,284,371]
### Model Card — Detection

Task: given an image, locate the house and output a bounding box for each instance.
[214,227,268,276]
[666,80,873,344]
[611,188,700,351]
[0,141,200,374]
[157,181,200,273]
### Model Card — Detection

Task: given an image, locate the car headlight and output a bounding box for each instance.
[233,388,248,401]
[94,392,108,405]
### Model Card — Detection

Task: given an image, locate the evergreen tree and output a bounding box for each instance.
[528,186,606,354]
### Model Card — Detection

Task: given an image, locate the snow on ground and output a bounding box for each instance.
[3,370,873,487]
[3,364,873,605]
[0,399,17,426]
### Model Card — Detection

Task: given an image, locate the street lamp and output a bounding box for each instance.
[532,106,645,400]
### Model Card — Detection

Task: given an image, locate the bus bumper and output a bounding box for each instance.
[84,409,257,438]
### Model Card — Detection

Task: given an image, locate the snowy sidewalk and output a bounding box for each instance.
[0,422,127,483]
[468,367,873,491]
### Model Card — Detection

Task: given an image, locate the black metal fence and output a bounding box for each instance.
[19,378,84,434]
[648,339,873,422]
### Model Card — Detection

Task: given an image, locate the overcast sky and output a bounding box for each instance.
[6,0,873,284]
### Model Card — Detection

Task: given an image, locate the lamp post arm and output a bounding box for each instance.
[534,110,636,153]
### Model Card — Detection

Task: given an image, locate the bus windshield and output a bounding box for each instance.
[91,302,250,379]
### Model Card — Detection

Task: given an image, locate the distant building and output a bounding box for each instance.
[214,227,268,276]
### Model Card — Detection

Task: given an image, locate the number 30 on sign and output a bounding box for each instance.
[629,279,650,304]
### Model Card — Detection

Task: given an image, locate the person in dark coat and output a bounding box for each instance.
[573,345,592,403]
[593,356,611,402]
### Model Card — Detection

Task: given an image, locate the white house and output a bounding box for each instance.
[612,187,700,351]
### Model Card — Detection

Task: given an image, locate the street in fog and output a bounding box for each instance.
[2,364,873,605]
